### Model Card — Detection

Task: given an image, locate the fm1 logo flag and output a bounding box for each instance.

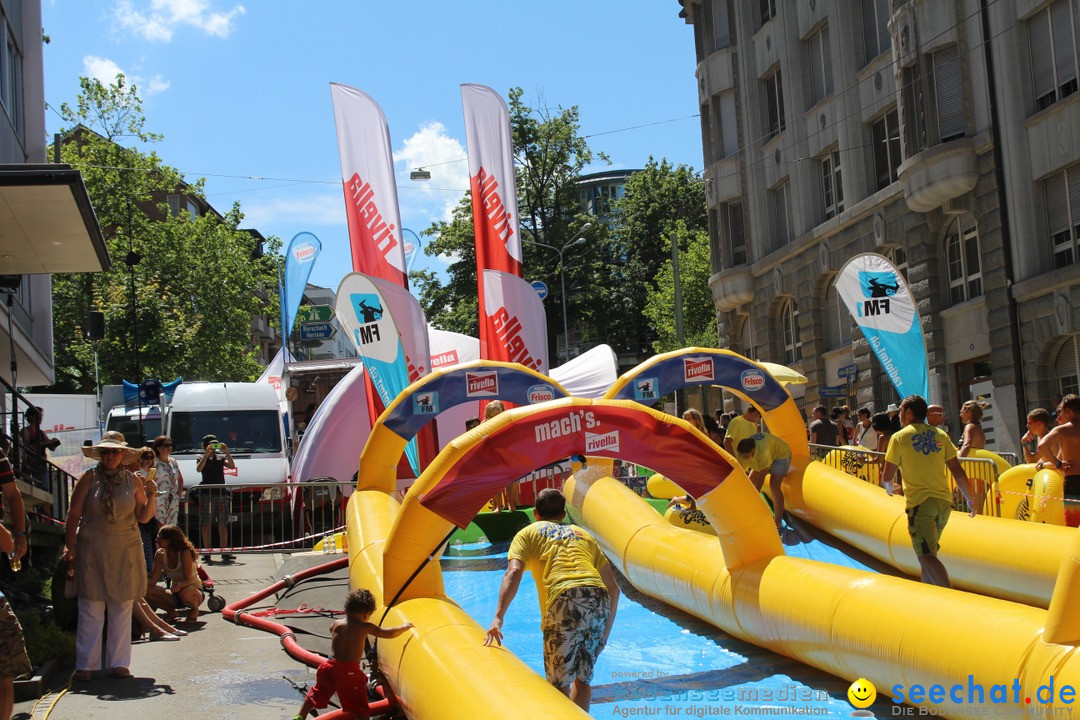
[834,252,928,399]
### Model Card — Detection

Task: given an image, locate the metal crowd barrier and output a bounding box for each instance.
[810,444,1001,517]
[176,480,355,554]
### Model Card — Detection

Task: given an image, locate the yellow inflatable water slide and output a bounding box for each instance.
[342,352,1080,719]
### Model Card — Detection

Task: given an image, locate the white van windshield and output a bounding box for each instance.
[170,410,282,454]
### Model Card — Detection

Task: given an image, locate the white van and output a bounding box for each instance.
[105,404,166,448]
[166,382,290,488]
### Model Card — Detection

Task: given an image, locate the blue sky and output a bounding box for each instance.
[41,1,704,291]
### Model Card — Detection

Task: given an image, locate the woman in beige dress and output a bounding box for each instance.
[64,431,156,680]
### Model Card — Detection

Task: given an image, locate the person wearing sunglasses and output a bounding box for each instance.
[65,431,157,680]
[152,436,183,527]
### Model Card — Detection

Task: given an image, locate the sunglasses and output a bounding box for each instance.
[100,448,122,457]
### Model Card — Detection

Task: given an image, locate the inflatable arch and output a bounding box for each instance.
[356,360,571,493]
[382,397,781,605]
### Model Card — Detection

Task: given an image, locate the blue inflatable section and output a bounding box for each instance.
[381,365,569,441]
[611,352,790,413]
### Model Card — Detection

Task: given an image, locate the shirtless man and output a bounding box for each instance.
[1036,395,1080,527]
[1020,408,1052,464]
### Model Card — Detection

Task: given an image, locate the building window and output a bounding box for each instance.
[715,91,739,158]
[930,45,965,143]
[1056,335,1080,397]
[759,0,776,28]
[765,69,786,140]
[770,181,793,252]
[888,245,908,276]
[945,213,982,305]
[704,0,732,53]
[1044,165,1080,268]
[782,299,801,365]
[1030,0,1079,112]
[724,202,746,266]
[0,21,22,138]
[825,284,851,350]
[871,109,902,190]
[901,62,926,156]
[820,150,844,220]
[861,0,891,66]
[806,25,834,108]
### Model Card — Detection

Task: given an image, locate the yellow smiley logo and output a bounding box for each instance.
[848,677,877,709]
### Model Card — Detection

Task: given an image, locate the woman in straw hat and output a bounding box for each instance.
[64,431,158,680]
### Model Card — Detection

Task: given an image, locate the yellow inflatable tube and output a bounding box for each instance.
[565,470,1080,718]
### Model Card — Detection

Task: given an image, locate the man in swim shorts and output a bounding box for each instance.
[880,395,977,588]
[1035,395,1080,527]
[484,488,619,712]
[735,433,792,530]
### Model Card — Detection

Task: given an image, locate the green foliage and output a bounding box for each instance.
[609,158,708,356]
[643,222,717,353]
[48,75,282,391]
[16,609,75,668]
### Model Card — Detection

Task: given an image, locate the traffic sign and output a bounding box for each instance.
[299,322,336,341]
[298,305,333,323]
[838,363,857,380]
[819,384,848,398]
[530,280,548,300]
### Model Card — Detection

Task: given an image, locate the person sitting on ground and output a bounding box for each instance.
[294,589,413,720]
[735,434,793,531]
[482,401,515,511]
[484,488,619,712]
[1036,395,1080,527]
[1021,408,1052,465]
[724,406,761,456]
[196,434,236,563]
[146,524,203,624]
[132,595,185,642]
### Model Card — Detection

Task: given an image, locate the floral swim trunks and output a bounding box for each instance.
[541,585,611,688]
[0,596,32,680]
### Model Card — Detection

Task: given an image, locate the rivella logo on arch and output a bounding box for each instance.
[466,371,498,397]
[684,358,714,382]
[585,430,620,454]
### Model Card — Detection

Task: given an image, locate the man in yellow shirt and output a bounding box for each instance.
[880,394,977,587]
[484,489,619,712]
[735,433,792,530]
[724,405,761,455]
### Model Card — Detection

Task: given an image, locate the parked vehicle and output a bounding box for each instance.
[166,382,291,546]
[104,404,165,448]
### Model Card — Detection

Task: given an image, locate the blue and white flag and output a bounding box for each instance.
[335,272,421,475]
[834,252,928,400]
[280,232,322,360]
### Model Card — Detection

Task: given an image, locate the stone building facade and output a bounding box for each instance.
[679,0,1080,453]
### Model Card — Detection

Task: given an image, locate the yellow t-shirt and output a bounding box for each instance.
[508,521,607,613]
[726,415,758,449]
[884,423,956,507]
[740,432,792,472]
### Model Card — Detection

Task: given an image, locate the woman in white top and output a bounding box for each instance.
[152,435,184,527]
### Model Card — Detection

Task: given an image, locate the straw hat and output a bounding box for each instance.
[82,431,140,462]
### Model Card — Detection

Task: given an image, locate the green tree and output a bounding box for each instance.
[48,75,281,392]
[643,222,716,353]
[412,88,606,361]
[607,158,708,357]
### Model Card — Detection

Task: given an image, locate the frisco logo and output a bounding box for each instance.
[585,430,620,453]
[431,350,459,368]
[684,358,714,382]
[466,371,498,397]
[741,369,766,392]
[293,244,316,262]
[528,384,555,404]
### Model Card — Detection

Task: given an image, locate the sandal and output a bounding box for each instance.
[73,670,92,682]
[112,667,132,678]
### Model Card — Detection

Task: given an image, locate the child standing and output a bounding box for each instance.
[293,589,413,719]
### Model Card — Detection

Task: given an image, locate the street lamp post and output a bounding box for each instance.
[527,223,592,361]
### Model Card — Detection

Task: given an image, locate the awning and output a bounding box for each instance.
[0,164,110,274]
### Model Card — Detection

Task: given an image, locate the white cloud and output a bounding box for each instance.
[393,122,470,223]
[113,0,246,42]
[82,56,171,95]
[238,192,345,229]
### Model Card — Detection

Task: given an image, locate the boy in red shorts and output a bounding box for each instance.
[293,589,413,719]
